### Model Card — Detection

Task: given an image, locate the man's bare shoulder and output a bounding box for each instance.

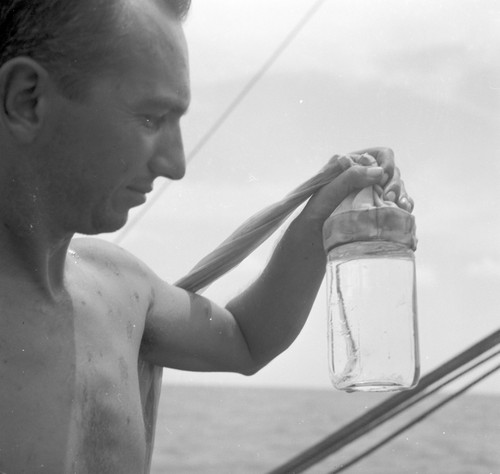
[70,237,147,273]
[72,237,164,284]
[68,237,183,310]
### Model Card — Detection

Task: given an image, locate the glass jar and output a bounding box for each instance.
[326,240,420,392]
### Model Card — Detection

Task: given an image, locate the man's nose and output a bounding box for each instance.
[149,126,186,180]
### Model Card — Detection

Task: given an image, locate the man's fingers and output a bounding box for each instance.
[309,149,414,221]
[383,167,401,199]
[350,147,395,182]
[397,180,415,212]
[383,168,414,213]
[385,190,397,202]
[336,164,384,192]
[305,163,385,220]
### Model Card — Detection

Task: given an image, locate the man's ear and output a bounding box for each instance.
[0,57,51,142]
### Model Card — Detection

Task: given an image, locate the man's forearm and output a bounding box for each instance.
[225,213,326,369]
[225,150,403,372]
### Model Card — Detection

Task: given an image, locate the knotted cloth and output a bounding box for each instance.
[323,185,417,252]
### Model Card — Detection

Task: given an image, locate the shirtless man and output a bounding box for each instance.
[0,0,412,472]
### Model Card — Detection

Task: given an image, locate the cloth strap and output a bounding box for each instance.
[175,158,349,293]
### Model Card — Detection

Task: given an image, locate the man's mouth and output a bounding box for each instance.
[126,185,153,195]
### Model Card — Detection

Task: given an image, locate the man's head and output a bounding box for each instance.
[0,0,191,235]
[0,0,191,100]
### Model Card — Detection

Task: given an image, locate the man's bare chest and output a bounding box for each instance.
[0,281,150,473]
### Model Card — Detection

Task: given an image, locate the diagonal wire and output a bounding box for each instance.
[268,329,500,474]
[329,362,500,473]
[113,0,328,245]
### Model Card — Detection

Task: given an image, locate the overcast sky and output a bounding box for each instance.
[108,0,500,393]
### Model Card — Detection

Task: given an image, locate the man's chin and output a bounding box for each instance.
[79,211,130,236]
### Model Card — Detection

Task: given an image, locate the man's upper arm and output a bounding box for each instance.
[72,237,256,374]
[140,269,257,374]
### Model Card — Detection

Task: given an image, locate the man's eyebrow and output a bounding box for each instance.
[139,96,190,115]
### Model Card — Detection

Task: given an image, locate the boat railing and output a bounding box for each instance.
[268,329,500,474]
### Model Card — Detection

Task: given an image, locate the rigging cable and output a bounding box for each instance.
[329,360,500,473]
[268,329,500,474]
[113,0,327,245]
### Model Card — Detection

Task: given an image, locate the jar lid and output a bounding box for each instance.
[323,186,417,252]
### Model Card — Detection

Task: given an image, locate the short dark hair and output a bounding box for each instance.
[0,0,191,99]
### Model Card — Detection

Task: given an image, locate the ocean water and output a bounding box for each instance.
[150,384,499,474]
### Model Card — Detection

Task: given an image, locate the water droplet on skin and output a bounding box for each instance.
[68,249,80,264]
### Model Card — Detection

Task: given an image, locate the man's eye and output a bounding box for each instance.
[142,115,164,130]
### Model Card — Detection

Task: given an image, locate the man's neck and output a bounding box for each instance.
[0,218,73,300]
